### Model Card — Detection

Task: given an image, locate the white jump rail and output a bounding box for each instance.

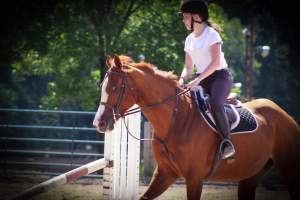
[9,158,107,200]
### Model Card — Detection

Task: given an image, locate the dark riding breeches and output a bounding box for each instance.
[199,69,233,113]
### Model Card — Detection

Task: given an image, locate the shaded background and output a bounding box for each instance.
[0,0,299,199]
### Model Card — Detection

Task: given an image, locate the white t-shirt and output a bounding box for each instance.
[184,26,228,73]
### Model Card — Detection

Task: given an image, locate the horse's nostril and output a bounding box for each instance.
[99,120,106,128]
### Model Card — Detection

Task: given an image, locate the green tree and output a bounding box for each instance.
[0,1,246,112]
[0,0,59,108]
[4,0,151,110]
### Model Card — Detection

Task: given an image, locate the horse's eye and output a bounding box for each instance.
[112,86,117,91]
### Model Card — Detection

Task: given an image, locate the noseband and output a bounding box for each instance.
[99,69,132,120]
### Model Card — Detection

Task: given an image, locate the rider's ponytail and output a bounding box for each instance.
[206,20,223,33]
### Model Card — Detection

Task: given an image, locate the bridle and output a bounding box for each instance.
[99,65,190,141]
[99,69,131,120]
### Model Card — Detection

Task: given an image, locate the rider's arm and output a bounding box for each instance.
[180,52,193,83]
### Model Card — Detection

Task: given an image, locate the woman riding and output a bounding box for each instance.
[178,0,235,159]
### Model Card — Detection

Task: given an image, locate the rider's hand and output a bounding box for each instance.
[186,78,201,91]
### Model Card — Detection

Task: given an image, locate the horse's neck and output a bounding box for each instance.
[129,71,179,139]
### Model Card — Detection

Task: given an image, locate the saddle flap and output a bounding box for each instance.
[224,104,240,130]
[226,93,242,107]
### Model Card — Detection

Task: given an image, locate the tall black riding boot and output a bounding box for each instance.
[214,108,235,159]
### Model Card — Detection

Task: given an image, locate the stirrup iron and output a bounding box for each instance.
[219,138,235,159]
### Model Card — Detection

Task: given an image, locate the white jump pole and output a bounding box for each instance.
[9,158,107,200]
[103,106,141,200]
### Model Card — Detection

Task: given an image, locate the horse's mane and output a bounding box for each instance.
[119,55,179,87]
[119,55,134,64]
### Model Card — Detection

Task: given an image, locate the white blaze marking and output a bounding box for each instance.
[93,77,109,127]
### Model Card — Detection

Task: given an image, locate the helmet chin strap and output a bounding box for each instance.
[191,17,203,31]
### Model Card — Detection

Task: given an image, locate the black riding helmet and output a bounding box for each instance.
[179,0,209,22]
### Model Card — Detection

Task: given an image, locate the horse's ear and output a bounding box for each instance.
[113,55,122,69]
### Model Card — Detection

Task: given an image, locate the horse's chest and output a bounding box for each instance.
[152,141,184,175]
[152,142,175,161]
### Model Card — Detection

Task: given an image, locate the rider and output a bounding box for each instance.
[178,0,235,159]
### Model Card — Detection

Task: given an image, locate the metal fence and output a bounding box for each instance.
[0,108,103,178]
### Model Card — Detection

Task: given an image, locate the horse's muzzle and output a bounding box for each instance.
[94,118,115,133]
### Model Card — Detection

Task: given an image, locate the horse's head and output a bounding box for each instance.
[93,55,136,133]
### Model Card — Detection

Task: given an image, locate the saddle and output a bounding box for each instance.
[192,86,258,135]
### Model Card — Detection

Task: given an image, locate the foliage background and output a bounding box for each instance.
[0,0,299,122]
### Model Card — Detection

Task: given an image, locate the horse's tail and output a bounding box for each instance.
[251,98,300,198]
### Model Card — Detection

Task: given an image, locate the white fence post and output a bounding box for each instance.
[103,106,141,200]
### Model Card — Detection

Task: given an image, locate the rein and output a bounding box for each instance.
[99,67,190,141]
[124,88,189,116]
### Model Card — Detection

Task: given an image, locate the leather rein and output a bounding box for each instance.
[99,67,190,141]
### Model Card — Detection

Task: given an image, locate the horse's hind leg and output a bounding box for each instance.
[273,150,300,200]
[272,124,300,199]
[140,166,178,200]
[238,159,273,200]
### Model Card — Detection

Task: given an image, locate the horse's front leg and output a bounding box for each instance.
[186,177,204,200]
[140,166,178,200]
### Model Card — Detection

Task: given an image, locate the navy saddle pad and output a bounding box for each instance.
[192,86,258,135]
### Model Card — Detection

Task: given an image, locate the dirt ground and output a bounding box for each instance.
[0,176,291,200]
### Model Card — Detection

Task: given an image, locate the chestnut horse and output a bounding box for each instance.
[93,55,300,200]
